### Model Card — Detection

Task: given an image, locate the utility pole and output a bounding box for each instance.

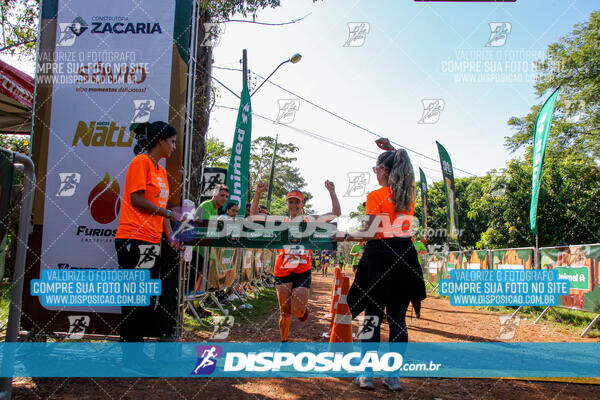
[242,49,248,86]
[266,134,278,212]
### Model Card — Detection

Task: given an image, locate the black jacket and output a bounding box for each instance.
[347,237,426,319]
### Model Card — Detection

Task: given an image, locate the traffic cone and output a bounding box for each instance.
[329,276,353,343]
[323,267,342,339]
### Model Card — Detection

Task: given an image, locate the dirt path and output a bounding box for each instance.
[14,270,600,399]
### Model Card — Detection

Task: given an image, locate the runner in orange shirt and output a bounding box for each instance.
[250,181,340,342]
[115,121,181,344]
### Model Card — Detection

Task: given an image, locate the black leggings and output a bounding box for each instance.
[361,300,410,343]
[115,238,160,342]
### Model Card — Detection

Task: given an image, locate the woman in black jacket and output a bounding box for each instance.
[333,148,426,391]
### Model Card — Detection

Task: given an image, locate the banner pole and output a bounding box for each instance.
[535,235,540,269]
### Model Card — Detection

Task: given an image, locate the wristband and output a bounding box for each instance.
[165,209,173,219]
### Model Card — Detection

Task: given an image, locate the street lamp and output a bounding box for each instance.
[250,53,302,97]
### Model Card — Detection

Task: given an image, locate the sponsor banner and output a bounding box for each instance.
[26,0,191,334]
[436,141,459,243]
[263,249,274,274]
[240,249,254,282]
[225,82,252,216]
[423,252,444,284]
[419,168,428,243]
[1,342,598,378]
[253,248,264,279]
[36,0,177,316]
[541,245,600,313]
[172,219,336,250]
[461,250,490,270]
[207,248,238,290]
[530,88,560,234]
[199,167,227,203]
[492,248,534,270]
[446,251,462,276]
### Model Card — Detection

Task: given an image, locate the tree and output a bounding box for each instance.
[506,11,600,159]
[189,0,318,203]
[0,0,38,56]
[203,135,314,214]
[203,136,230,169]
[414,176,489,250]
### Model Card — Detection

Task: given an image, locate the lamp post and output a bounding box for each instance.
[250,53,301,97]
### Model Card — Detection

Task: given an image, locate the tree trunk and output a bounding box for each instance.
[189,6,213,205]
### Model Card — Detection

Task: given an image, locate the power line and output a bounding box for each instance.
[250,71,478,177]
[214,105,377,159]
[214,104,448,181]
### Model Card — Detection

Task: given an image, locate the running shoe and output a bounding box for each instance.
[353,376,374,390]
[382,376,402,391]
[298,307,310,322]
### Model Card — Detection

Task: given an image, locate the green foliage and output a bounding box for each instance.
[415,147,600,250]
[506,11,600,159]
[203,136,230,169]
[203,136,313,214]
[249,136,309,202]
[0,0,39,56]
[0,134,30,155]
[204,0,282,21]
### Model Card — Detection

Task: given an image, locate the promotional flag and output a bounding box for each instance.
[436,141,459,243]
[419,168,428,243]
[225,82,252,216]
[530,88,560,234]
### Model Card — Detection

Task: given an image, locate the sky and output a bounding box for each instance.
[204,0,598,228]
[2,0,598,229]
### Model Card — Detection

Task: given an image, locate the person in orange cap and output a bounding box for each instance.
[251,181,340,342]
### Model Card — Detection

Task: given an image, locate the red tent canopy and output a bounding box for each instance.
[0,59,34,134]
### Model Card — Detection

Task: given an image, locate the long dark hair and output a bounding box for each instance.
[377,149,415,212]
[133,121,176,155]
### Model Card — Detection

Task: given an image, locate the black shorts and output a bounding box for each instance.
[274,269,311,289]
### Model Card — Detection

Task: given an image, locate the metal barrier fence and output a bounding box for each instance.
[422,245,600,336]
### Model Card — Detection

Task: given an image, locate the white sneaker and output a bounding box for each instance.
[382,376,402,391]
[353,376,374,390]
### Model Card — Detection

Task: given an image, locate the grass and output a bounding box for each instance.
[183,287,279,335]
[426,290,600,338]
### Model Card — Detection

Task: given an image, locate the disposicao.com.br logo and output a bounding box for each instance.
[200,351,440,374]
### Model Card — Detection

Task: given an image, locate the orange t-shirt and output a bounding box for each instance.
[115,154,169,243]
[366,186,415,239]
[274,217,312,277]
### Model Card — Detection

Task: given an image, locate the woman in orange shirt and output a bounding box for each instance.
[251,181,340,342]
[115,121,180,343]
[333,149,426,391]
